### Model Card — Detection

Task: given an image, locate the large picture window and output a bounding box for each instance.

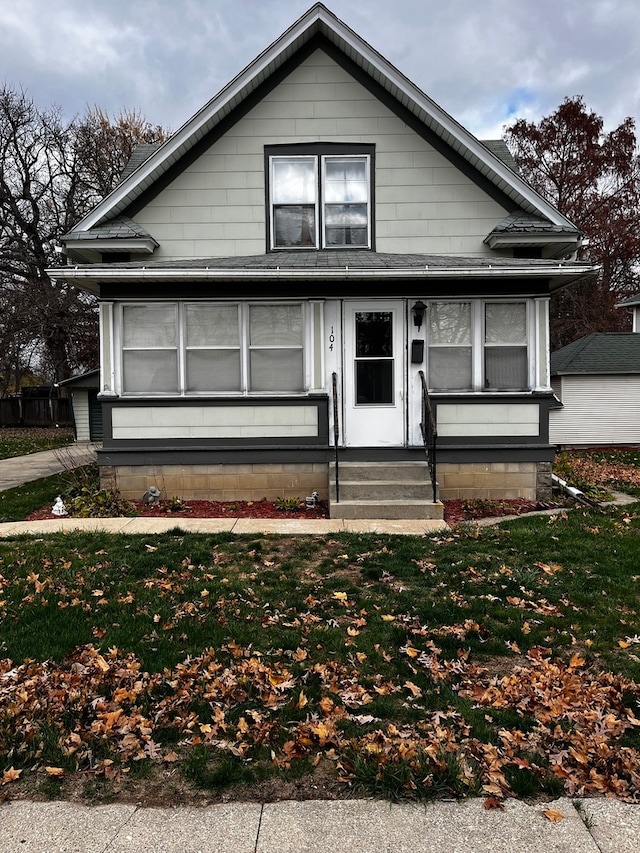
[121,302,304,395]
[268,147,372,250]
[428,300,530,392]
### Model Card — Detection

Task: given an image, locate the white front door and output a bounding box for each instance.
[343,301,405,446]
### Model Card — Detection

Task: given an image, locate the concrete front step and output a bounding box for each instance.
[328,461,441,519]
[330,461,430,482]
[329,499,444,520]
[329,480,433,501]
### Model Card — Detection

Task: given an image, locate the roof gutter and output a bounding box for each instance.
[48,263,597,284]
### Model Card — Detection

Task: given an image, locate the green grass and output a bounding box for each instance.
[0,428,73,460]
[0,507,638,802]
[0,467,98,523]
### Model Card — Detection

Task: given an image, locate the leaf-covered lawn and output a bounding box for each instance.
[0,427,74,460]
[0,507,639,804]
[555,449,640,499]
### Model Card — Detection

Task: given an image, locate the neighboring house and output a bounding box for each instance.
[550,333,640,447]
[616,293,640,332]
[48,3,596,517]
[57,370,103,442]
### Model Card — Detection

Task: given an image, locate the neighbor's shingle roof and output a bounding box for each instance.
[118,144,162,184]
[550,333,640,374]
[481,140,519,173]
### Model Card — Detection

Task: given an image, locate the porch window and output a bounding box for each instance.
[120,302,304,395]
[249,305,304,392]
[122,304,179,393]
[427,300,529,392]
[484,303,528,390]
[427,302,472,391]
[185,304,240,392]
[269,149,372,249]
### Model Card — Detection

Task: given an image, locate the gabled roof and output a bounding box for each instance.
[551,333,640,375]
[67,3,580,243]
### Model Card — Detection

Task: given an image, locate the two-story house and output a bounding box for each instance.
[50,3,595,519]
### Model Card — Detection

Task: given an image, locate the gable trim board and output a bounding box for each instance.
[48,4,598,507]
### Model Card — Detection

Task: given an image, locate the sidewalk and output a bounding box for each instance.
[1,796,638,852]
[0,442,98,492]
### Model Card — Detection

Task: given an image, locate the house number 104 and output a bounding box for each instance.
[329,326,335,351]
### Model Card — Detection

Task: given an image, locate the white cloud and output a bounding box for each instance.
[1,0,638,136]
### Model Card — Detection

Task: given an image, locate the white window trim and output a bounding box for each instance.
[117,301,308,397]
[427,299,532,393]
[269,153,372,250]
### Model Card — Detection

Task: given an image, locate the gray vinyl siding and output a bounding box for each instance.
[549,375,640,445]
[134,49,508,260]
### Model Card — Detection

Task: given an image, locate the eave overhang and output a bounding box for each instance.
[47,259,598,297]
[63,238,158,258]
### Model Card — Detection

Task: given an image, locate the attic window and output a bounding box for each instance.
[267,145,373,250]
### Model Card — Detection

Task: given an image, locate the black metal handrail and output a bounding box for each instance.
[331,371,340,503]
[418,370,438,502]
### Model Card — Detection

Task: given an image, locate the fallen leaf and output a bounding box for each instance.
[543,808,564,822]
[1,767,22,785]
[483,796,504,810]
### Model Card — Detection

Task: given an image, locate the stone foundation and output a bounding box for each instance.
[100,463,329,502]
[437,461,551,501]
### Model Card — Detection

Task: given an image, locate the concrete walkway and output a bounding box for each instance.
[1,795,638,852]
[0,442,98,492]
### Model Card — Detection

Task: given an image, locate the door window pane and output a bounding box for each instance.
[355,312,393,404]
[356,360,393,404]
[356,312,392,357]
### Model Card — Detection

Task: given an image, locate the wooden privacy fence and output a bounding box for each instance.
[0,397,72,427]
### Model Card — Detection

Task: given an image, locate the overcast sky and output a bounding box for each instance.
[1,0,638,140]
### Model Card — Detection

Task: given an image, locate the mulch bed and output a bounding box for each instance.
[26,497,564,523]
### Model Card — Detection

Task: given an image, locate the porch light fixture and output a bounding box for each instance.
[412,300,426,330]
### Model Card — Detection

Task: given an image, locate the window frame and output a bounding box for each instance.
[426,299,532,393]
[118,301,307,397]
[266,143,375,251]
